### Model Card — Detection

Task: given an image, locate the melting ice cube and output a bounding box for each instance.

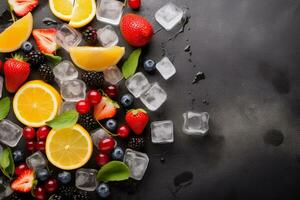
[182,111,209,136]
[140,82,167,111]
[151,120,174,144]
[0,120,23,147]
[156,57,176,80]
[60,79,86,102]
[26,151,48,171]
[56,24,82,51]
[96,0,124,25]
[103,65,123,85]
[123,149,149,180]
[76,168,98,191]
[97,25,119,47]
[125,72,150,98]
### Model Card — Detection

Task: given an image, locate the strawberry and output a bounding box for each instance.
[32,28,58,55]
[8,0,39,17]
[120,14,153,47]
[94,96,119,121]
[4,55,31,93]
[125,109,149,135]
[11,169,35,193]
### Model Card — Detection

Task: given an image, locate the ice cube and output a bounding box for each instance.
[151,120,174,144]
[156,57,176,80]
[56,24,82,51]
[96,0,124,25]
[0,177,13,200]
[76,168,98,191]
[91,128,110,148]
[0,76,3,98]
[125,72,151,98]
[155,2,184,31]
[26,151,47,171]
[59,101,76,114]
[61,79,86,102]
[97,25,119,47]
[103,65,123,85]
[123,149,149,180]
[182,111,209,135]
[53,60,79,85]
[0,120,22,147]
[140,82,167,111]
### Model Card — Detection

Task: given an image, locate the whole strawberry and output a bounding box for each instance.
[4,55,31,93]
[120,14,153,47]
[125,109,149,135]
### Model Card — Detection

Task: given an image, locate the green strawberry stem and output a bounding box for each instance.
[96,120,118,137]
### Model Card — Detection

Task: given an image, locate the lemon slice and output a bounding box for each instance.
[46,124,93,170]
[69,0,96,28]
[0,13,33,53]
[49,0,74,21]
[13,80,62,127]
[69,46,125,72]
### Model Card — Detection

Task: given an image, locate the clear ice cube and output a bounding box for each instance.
[61,79,86,102]
[26,151,47,171]
[0,76,3,98]
[97,25,119,47]
[125,72,151,98]
[96,0,124,25]
[123,149,149,180]
[156,57,176,80]
[76,168,98,191]
[182,111,209,135]
[59,101,76,114]
[53,60,79,85]
[56,24,82,51]
[0,177,13,200]
[103,65,123,85]
[155,2,184,31]
[0,120,22,147]
[140,82,167,111]
[91,128,110,148]
[151,120,174,144]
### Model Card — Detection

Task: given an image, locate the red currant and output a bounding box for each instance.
[76,99,91,114]
[96,153,110,166]
[44,178,59,193]
[37,126,51,141]
[98,137,116,153]
[34,186,46,200]
[117,124,130,138]
[105,85,118,98]
[87,90,102,105]
[26,140,35,151]
[23,127,35,140]
[35,141,46,151]
[128,0,141,9]
[15,163,29,176]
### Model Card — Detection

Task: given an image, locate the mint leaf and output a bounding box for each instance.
[6,148,15,176]
[122,48,142,79]
[97,161,130,182]
[0,148,14,179]
[0,97,10,120]
[46,110,79,130]
[44,54,62,65]
[0,148,10,169]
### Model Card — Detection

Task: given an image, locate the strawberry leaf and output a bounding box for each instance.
[46,110,79,130]
[0,97,11,121]
[97,161,130,182]
[122,48,142,79]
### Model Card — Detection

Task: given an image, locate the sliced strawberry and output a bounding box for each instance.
[11,169,35,193]
[8,0,39,17]
[32,28,58,55]
[94,96,119,121]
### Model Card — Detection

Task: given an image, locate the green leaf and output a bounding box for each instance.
[44,54,62,65]
[0,148,14,179]
[0,97,10,120]
[46,110,79,130]
[122,48,142,79]
[97,161,130,182]
[0,148,10,169]
[6,147,15,176]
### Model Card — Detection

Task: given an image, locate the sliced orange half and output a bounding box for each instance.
[69,0,96,28]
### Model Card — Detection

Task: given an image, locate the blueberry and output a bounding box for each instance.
[105,119,117,132]
[13,150,24,163]
[36,168,49,182]
[57,171,72,184]
[111,147,124,160]
[96,183,110,198]
[143,59,156,73]
[120,94,134,108]
[21,41,33,53]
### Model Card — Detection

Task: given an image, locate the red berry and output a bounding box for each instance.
[44,178,58,193]
[15,163,29,176]
[35,141,46,151]
[34,186,46,200]
[96,153,110,166]
[26,140,35,151]
[76,99,91,114]
[128,0,141,9]
[87,90,102,105]
[117,124,130,138]
[37,126,51,141]
[23,127,35,140]
[98,137,116,153]
[105,85,118,98]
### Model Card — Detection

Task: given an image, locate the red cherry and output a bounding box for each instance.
[35,141,46,152]
[76,99,91,114]
[128,0,141,9]
[23,127,35,140]
[26,140,35,151]
[105,85,118,98]
[98,137,116,153]
[15,163,29,176]
[87,90,102,105]
[34,186,46,200]
[37,126,51,141]
[96,153,110,166]
[117,124,130,138]
[44,178,59,193]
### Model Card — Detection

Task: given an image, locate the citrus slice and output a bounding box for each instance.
[69,0,96,28]
[69,46,125,72]
[46,124,93,170]
[0,12,33,53]
[13,80,62,127]
[49,0,74,21]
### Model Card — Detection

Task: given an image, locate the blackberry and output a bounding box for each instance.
[38,64,54,82]
[57,186,89,200]
[26,51,45,66]
[127,136,145,151]
[78,114,99,131]
[49,194,63,200]
[74,190,90,200]
[82,26,98,45]
[81,71,104,89]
